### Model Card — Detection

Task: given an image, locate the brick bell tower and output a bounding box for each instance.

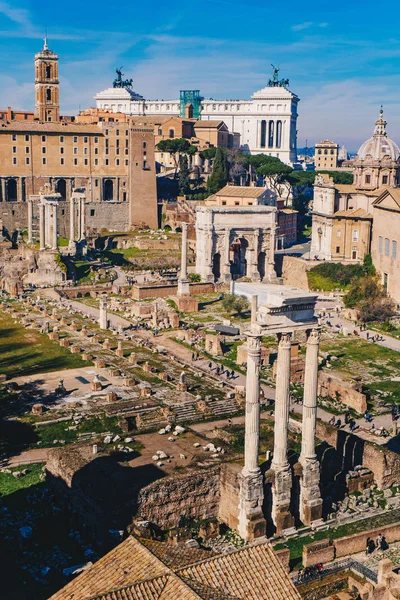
[35,37,60,122]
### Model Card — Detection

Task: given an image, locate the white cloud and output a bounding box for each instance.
[292,21,328,32]
[0,1,30,27]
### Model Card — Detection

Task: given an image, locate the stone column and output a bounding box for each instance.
[178,223,190,295]
[270,332,294,535]
[52,204,58,250]
[80,197,85,240]
[299,328,323,525]
[221,230,231,282]
[77,200,82,241]
[39,203,45,250]
[69,197,75,243]
[27,199,33,243]
[99,300,108,330]
[238,324,266,541]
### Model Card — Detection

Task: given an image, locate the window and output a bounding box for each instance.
[26,157,30,165]
[12,157,17,165]
[385,238,390,256]
[60,158,64,165]
[95,179,99,187]
[105,129,108,135]
[337,230,341,238]
[392,240,397,260]
[169,129,174,138]
[12,146,16,153]
[90,209,95,216]
[73,147,78,155]
[379,236,383,254]
[94,158,98,165]
[12,134,16,141]
[124,159,128,166]
[105,158,109,165]
[158,128,162,135]
[260,120,266,148]
[84,158,88,165]
[116,148,120,155]
[41,135,46,142]
[94,137,99,143]
[268,120,274,148]
[125,130,129,136]
[46,65,51,78]
[60,136,64,143]
[222,201,227,205]
[25,134,29,142]
[234,201,240,206]
[42,147,46,154]
[105,148,109,155]
[125,139,129,148]
[60,147,64,154]
[142,160,147,169]
[382,175,388,185]
[84,137,88,143]
[365,175,371,184]
[116,159,120,165]
[352,229,358,242]
[84,148,88,155]
[143,141,147,150]
[94,148,98,155]
[73,136,78,143]
[116,129,119,136]
[125,148,129,155]
[74,158,78,165]
[42,157,46,165]
[25,146,29,153]
[336,246,340,253]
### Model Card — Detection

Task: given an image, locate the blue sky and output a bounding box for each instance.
[1,0,400,151]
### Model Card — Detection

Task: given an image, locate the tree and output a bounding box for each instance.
[244,155,294,201]
[207,147,229,194]
[287,171,316,214]
[317,171,354,185]
[178,155,190,195]
[199,147,217,161]
[363,253,376,276]
[221,294,249,317]
[344,274,395,322]
[157,138,197,178]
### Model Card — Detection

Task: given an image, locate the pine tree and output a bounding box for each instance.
[207,147,229,194]
[178,155,190,195]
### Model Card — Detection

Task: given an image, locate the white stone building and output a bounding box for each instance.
[95,72,299,164]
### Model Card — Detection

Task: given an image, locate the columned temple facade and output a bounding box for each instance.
[95,69,299,164]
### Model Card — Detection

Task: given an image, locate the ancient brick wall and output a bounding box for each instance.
[318,371,367,413]
[334,521,400,557]
[302,538,335,567]
[218,463,241,531]
[315,420,400,489]
[279,256,318,290]
[137,466,221,528]
[131,281,214,300]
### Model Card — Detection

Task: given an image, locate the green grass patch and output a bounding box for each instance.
[0,463,45,498]
[57,236,69,247]
[0,311,91,378]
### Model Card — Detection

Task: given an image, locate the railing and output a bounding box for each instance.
[293,558,378,586]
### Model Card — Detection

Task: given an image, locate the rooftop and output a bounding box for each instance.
[49,536,300,600]
[213,185,267,198]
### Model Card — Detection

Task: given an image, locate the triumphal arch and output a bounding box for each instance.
[195,205,277,282]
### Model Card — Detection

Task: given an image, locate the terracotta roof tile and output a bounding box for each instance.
[176,543,301,600]
[334,208,373,218]
[213,186,266,198]
[140,538,213,569]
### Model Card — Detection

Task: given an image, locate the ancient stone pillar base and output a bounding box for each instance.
[269,465,294,536]
[176,383,188,392]
[177,278,190,296]
[175,295,198,312]
[238,468,266,542]
[298,459,323,526]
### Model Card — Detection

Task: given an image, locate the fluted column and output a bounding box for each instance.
[80,197,85,240]
[52,204,58,250]
[244,329,262,473]
[299,328,323,525]
[221,230,231,282]
[272,333,292,467]
[27,199,33,243]
[238,323,266,541]
[178,222,190,296]
[301,329,320,460]
[39,203,45,250]
[180,222,188,280]
[69,197,75,243]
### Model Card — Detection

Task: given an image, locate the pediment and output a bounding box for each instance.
[373,190,400,211]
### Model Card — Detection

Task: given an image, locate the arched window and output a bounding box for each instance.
[276,120,282,148]
[260,120,266,148]
[46,88,51,102]
[56,179,66,199]
[45,65,51,79]
[7,179,17,201]
[268,121,274,148]
[103,179,113,201]
[169,129,175,139]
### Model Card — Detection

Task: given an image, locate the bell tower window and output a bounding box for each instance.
[45,65,51,79]
[46,88,51,102]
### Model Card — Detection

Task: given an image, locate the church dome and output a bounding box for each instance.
[357,109,400,162]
